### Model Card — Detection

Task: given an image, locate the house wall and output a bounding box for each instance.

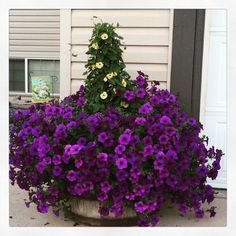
[9,9,60,59]
[60,9,174,98]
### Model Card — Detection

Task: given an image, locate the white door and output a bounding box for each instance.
[200,10,227,189]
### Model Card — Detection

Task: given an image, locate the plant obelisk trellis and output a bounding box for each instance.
[83,20,132,113]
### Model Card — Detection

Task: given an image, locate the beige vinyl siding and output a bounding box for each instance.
[60,9,174,98]
[9,9,60,59]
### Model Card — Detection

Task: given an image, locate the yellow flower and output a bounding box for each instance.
[121,101,129,108]
[122,79,127,87]
[101,33,108,40]
[90,42,99,50]
[91,64,96,70]
[113,72,117,76]
[96,62,104,69]
[106,73,114,80]
[103,77,108,82]
[100,91,108,100]
[113,88,117,94]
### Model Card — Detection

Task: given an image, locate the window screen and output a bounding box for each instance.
[9,59,25,92]
[28,60,60,94]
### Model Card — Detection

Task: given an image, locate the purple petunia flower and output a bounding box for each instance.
[115,144,126,154]
[52,166,63,176]
[143,145,154,157]
[52,154,62,165]
[136,75,146,87]
[97,152,108,162]
[118,133,131,145]
[35,162,46,174]
[96,191,108,202]
[66,170,77,182]
[134,201,148,213]
[37,203,48,214]
[154,159,165,170]
[166,150,178,161]
[158,134,169,145]
[116,157,128,169]
[98,132,109,143]
[98,207,109,216]
[160,115,171,125]
[124,90,134,101]
[75,158,83,169]
[100,180,112,193]
[136,88,146,98]
[197,165,208,177]
[135,117,146,125]
[138,102,153,114]
[188,117,197,126]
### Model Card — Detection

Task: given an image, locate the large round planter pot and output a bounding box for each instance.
[69,197,137,226]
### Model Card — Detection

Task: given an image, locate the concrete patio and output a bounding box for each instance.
[9,184,227,227]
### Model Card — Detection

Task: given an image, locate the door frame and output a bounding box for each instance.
[170,9,205,119]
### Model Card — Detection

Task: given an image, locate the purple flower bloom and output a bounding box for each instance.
[143,145,154,157]
[97,152,108,162]
[166,174,177,187]
[116,157,128,169]
[37,203,48,213]
[195,209,204,218]
[154,159,165,170]
[136,75,146,87]
[35,162,46,174]
[134,201,147,213]
[124,90,134,101]
[98,207,109,216]
[52,166,63,176]
[135,117,146,125]
[115,144,126,154]
[70,144,83,155]
[98,132,109,143]
[138,102,153,114]
[75,159,83,168]
[197,165,208,177]
[188,117,197,126]
[158,134,169,145]
[100,180,112,193]
[52,154,62,165]
[136,88,146,98]
[96,191,108,202]
[66,170,77,182]
[118,133,131,145]
[166,150,178,161]
[160,115,171,125]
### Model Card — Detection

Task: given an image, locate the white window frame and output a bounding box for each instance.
[9,57,60,97]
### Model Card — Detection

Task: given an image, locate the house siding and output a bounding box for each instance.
[9,9,60,59]
[60,9,174,97]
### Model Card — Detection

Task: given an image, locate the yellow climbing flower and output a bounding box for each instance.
[96,62,104,69]
[91,64,96,70]
[113,72,117,76]
[106,72,114,80]
[90,42,99,50]
[113,88,117,94]
[101,33,108,40]
[103,77,108,82]
[122,79,127,87]
[100,91,108,100]
[121,101,129,108]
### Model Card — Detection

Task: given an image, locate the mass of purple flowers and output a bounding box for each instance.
[9,72,223,226]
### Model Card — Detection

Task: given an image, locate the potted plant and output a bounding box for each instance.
[9,21,223,227]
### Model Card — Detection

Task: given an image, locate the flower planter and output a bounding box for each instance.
[69,197,137,226]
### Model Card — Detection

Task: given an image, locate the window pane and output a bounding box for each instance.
[28,60,60,94]
[9,59,25,92]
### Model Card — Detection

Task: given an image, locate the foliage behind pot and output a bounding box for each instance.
[9,21,223,227]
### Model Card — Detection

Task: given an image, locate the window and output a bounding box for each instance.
[9,59,60,94]
[9,59,25,92]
